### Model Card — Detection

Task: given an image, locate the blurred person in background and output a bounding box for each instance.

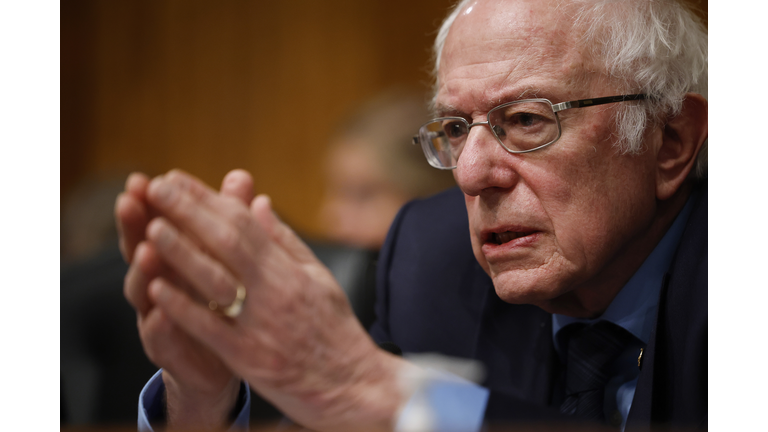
[319,88,455,250]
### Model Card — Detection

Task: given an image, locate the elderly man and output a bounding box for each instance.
[117,0,707,430]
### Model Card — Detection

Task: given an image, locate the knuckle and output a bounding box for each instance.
[124,266,149,314]
[148,222,185,263]
[210,264,235,300]
[213,224,242,256]
[168,169,208,201]
[227,206,254,233]
[162,231,184,258]
[136,242,161,275]
[164,169,186,185]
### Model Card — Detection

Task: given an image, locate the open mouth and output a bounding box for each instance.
[488,230,537,245]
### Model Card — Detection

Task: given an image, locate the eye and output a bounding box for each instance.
[492,104,555,133]
[504,111,546,128]
[492,124,506,138]
[443,120,467,139]
[515,112,539,127]
[488,101,559,151]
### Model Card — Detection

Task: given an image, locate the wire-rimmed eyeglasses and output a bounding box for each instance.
[412,94,646,170]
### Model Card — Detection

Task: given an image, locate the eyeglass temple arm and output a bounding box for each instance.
[412,130,446,145]
[552,94,646,113]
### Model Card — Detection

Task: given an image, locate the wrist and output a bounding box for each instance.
[163,371,241,429]
[326,341,411,432]
[274,337,408,432]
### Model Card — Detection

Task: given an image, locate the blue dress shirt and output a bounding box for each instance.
[138,369,251,431]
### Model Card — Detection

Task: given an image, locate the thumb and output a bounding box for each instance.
[250,194,316,263]
[220,169,254,205]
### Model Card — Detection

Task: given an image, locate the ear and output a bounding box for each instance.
[655,93,708,200]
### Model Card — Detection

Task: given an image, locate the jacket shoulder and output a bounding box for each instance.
[371,187,489,356]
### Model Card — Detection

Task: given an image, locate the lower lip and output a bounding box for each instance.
[481,232,542,258]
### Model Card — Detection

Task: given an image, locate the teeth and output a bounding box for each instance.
[493,231,531,244]
[496,232,519,244]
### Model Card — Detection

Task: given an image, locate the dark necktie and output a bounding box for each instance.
[559,320,633,421]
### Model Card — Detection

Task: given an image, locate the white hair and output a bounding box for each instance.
[432,0,708,178]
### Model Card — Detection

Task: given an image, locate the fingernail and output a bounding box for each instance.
[147,219,174,249]
[255,194,280,221]
[148,279,164,302]
[149,178,173,205]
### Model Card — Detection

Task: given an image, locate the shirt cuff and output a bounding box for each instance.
[138,369,251,432]
[395,368,489,432]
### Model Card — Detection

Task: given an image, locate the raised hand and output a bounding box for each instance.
[142,170,408,431]
[116,170,255,428]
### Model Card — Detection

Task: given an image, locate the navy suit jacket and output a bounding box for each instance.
[370,185,707,429]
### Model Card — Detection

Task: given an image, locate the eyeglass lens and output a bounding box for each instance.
[419,100,561,169]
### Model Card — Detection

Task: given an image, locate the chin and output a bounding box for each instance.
[490,268,573,308]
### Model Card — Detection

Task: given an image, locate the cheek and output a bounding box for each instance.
[465,196,491,276]
[547,153,656,272]
[528,132,655,264]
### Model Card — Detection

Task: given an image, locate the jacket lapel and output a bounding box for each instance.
[472,268,558,406]
[625,273,669,430]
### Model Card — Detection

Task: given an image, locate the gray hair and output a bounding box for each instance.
[432,0,708,178]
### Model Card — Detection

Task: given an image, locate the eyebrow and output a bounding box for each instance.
[433,103,464,118]
[434,86,544,118]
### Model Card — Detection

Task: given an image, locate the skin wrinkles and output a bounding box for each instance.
[439,48,587,122]
[440,0,669,318]
[435,85,558,119]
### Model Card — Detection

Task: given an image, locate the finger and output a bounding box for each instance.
[139,306,179,367]
[148,276,241,365]
[146,172,269,278]
[124,241,162,316]
[116,173,152,262]
[115,191,149,263]
[251,194,316,264]
[125,240,201,316]
[154,169,217,206]
[139,304,234,394]
[220,169,254,205]
[146,217,242,309]
[145,170,239,255]
[126,172,151,201]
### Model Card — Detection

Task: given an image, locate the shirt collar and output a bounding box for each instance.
[553,192,697,346]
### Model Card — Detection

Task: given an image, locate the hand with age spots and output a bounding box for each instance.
[117,169,407,431]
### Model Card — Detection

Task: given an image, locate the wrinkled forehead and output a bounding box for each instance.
[437,0,592,108]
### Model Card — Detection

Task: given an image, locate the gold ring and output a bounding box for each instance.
[209,285,246,318]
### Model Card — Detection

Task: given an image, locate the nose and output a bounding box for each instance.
[453,122,520,196]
